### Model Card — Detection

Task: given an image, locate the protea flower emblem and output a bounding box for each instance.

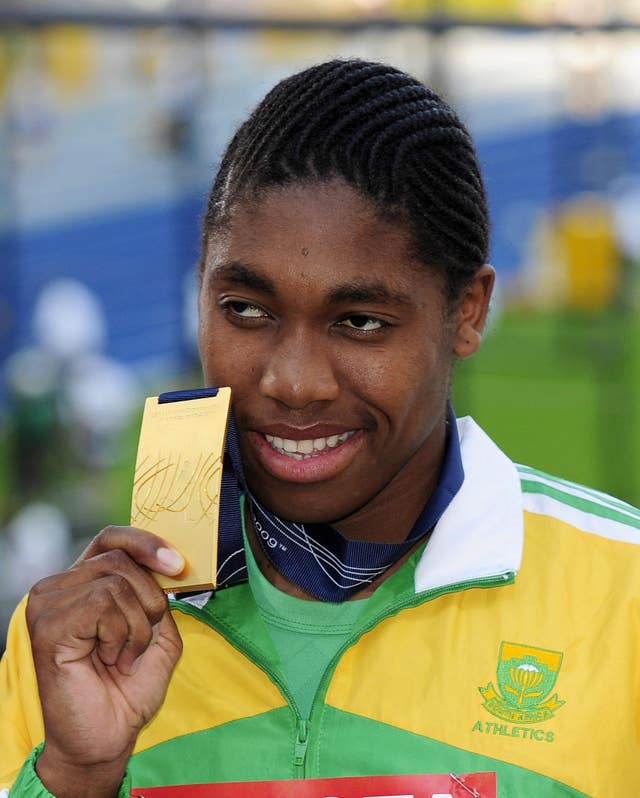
[479,642,566,723]
[507,662,546,706]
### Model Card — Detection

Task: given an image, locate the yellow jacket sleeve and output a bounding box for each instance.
[0,596,45,790]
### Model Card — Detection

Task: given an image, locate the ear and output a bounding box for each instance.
[453,265,495,359]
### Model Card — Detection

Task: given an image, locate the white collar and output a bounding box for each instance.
[414,416,524,593]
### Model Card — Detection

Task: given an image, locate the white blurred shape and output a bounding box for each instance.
[64,354,140,435]
[130,0,170,9]
[4,346,58,399]
[610,179,640,260]
[33,279,106,361]
[3,503,71,597]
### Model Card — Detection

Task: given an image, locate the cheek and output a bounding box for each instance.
[198,311,227,383]
[198,329,216,381]
[199,331,264,392]
[380,347,452,428]
[197,300,214,356]
[338,331,447,390]
[335,343,449,437]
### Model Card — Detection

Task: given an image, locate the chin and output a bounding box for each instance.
[247,486,347,525]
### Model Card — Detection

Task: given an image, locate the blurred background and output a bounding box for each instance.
[1,0,640,651]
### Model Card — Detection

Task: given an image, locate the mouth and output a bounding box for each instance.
[246,427,364,484]
[264,431,356,460]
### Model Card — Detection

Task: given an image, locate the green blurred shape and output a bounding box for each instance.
[454,309,640,506]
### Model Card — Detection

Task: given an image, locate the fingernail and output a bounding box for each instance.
[156,547,185,574]
[129,655,143,675]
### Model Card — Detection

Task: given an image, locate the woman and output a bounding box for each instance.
[1,59,639,798]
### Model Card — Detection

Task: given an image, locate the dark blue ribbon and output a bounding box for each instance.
[158,389,463,601]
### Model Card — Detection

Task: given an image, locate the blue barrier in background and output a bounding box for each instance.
[1,111,639,391]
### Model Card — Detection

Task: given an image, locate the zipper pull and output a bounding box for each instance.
[294,719,310,767]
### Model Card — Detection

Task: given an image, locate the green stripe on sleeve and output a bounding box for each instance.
[519,478,640,529]
[517,465,640,518]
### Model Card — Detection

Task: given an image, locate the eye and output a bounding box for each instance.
[223,300,269,319]
[340,315,386,332]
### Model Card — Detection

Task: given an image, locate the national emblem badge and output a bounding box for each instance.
[479,641,565,724]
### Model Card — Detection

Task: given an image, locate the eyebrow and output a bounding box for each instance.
[327,281,413,307]
[211,261,276,295]
[211,261,412,307]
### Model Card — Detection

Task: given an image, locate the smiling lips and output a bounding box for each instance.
[264,431,355,460]
[248,427,362,483]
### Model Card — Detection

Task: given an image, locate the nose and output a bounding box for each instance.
[259,328,339,409]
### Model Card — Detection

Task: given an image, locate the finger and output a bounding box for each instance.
[30,549,169,630]
[123,608,183,677]
[92,574,156,674]
[32,574,157,675]
[158,608,183,662]
[94,592,134,669]
[78,526,185,576]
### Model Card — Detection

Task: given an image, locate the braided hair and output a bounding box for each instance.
[201,59,489,304]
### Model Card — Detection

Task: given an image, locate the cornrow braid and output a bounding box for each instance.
[201,58,489,303]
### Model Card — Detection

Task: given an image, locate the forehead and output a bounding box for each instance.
[206,180,444,303]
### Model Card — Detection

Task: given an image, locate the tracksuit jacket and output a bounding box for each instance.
[1,417,639,797]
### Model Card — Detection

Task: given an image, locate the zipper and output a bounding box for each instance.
[294,719,310,770]
[173,602,314,772]
[171,570,514,777]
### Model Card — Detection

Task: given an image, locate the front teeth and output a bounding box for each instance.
[265,431,354,459]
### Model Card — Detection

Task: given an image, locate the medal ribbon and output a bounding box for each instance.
[159,389,463,602]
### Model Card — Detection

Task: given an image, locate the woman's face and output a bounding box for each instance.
[199,179,492,540]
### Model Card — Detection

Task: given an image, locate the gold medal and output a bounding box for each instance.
[131,388,231,592]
